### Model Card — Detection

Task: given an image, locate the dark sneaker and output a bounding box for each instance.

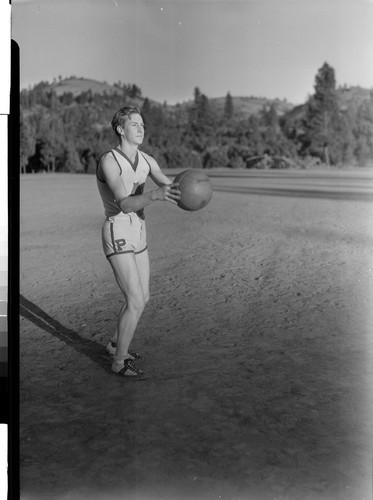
[112,359,147,380]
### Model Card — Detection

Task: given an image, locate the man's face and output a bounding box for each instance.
[121,113,144,145]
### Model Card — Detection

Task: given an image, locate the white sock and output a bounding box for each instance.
[113,354,130,364]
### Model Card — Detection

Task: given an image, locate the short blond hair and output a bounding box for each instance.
[111,106,142,137]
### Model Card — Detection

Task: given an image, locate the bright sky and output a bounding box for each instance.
[11,0,373,105]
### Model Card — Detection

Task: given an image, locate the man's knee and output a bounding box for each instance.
[127,295,146,317]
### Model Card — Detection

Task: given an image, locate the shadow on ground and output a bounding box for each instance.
[20,294,112,375]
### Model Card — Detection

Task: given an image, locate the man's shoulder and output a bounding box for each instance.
[100,149,119,166]
[139,150,153,161]
[139,150,157,169]
[99,150,122,180]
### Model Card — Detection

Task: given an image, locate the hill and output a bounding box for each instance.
[281,85,373,124]
[35,77,373,119]
[338,85,372,111]
[50,77,123,98]
[20,76,373,173]
[210,95,294,119]
[45,77,295,119]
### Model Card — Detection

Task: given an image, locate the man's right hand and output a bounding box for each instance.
[154,183,181,204]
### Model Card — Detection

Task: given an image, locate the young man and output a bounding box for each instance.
[96,106,181,380]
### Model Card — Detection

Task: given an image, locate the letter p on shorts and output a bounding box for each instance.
[115,239,127,252]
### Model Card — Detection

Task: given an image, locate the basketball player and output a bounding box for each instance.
[96,106,181,380]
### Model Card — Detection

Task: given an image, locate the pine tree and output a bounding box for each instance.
[20,115,36,173]
[224,92,234,120]
[302,63,341,165]
[141,98,151,115]
[353,100,373,165]
[189,87,213,131]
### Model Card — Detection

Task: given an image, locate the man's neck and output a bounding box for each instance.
[117,141,138,162]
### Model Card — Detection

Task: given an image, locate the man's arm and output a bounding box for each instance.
[144,152,174,187]
[100,153,180,214]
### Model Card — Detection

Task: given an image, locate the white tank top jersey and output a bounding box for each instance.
[96,147,151,220]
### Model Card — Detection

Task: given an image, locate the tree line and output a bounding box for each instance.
[20,63,373,173]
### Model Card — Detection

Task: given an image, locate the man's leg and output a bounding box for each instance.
[109,249,150,350]
[135,249,150,304]
[108,252,146,361]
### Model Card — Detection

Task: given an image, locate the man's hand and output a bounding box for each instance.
[153,183,181,204]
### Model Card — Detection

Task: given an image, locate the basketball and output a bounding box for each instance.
[174,170,213,211]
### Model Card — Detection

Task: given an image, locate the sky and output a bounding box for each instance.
[10,0,373,105]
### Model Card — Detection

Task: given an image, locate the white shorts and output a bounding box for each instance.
[102,213,147,259]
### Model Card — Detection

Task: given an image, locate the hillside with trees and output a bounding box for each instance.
[20,64,373,173]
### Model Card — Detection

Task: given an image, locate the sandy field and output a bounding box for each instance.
[19,169,373,500]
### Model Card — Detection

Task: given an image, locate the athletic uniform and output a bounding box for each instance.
[97,147,151,259]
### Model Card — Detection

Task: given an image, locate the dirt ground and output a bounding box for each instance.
[19,169,373,500]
